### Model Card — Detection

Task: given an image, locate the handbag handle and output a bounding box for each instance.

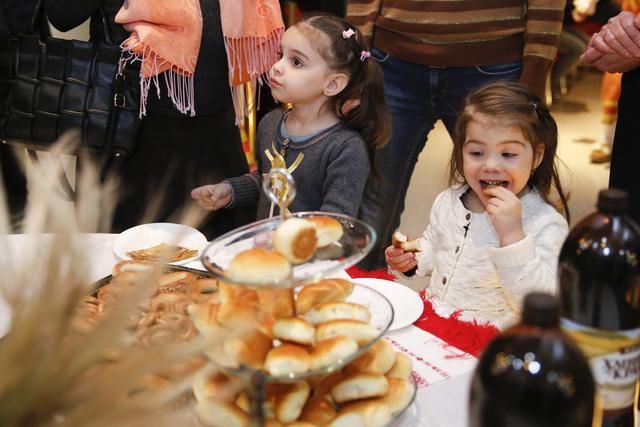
[29,0,115,46]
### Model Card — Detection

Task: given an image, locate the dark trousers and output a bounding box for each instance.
[610,68,640,224]
[0,144,27,222]
[111,108,256,239]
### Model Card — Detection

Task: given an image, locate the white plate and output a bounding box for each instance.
[352,278,423,331]
[113,223,208,265]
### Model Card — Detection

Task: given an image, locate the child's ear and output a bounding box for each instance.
[534,144,545,169]
[324,72,348,97]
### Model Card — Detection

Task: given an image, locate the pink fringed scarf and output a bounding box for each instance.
[115,0,283,122]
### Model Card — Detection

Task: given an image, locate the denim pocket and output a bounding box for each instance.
[475,61,522,76]
[371,47,390,63]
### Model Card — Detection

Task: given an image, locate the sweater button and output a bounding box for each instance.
[442,276,447,284]
[465,213,471,220]
[455,246,460,253]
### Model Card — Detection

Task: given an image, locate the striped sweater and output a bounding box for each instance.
[347,0,566,96]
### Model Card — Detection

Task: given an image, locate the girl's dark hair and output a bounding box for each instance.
[450,81,570,222]
[295,13,391,166]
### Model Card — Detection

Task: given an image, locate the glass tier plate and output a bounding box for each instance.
[201,212,376,289]
[208,283,394,382]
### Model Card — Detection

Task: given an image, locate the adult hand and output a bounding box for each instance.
[385,245,417,273]
[190,183,232,211]
[483,186,525,247]
[582,12,640,65]
[588,53,640,73]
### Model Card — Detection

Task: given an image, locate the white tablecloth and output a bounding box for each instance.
[0,233,476,427]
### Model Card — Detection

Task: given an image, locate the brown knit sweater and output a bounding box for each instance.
[346,0,566,99]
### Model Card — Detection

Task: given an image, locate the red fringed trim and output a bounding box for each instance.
[414,290,500,357]
[346,266,397,281]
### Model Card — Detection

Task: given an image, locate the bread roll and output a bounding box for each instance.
[187,303,221,335]
[193,371,244,403]
[216,299,274,337]
[309,336,358,370]
[218,282,258,305]
[273,380,310,423]
[221,328,272,369]
[257,288,294,319]
[273,218,318,264]
[272,317,315,346]
[195,398,249,427]
[331,373,389,403]
[347,339,397,375]
[305,302,371,325]
[328,400,392,427]
[391,231,420,252]
[158,271,194,293]
[235,391,250,412]
[299,396,337,426]
[377,377,414,415]
[295,279,353,314]
[112,259,155,276]
[226,248,292,284]
[310,370,345,399]
[306,216,343,247]
[264,343,311,376]
[386,352,413,380]
[315,319,379,345]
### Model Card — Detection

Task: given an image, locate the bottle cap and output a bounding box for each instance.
[597,188,629,213]
[521,292,559,328]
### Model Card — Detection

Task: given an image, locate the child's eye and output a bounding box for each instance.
[502,152,517,158]
[292,57,303,67]
[277,51,283,59]
[468,151,483,157]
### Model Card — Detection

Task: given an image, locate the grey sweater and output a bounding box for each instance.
[226,109,369,218]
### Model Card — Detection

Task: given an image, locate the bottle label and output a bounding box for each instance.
[561,318,640,411]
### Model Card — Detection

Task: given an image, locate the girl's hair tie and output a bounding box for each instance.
[342,28,355,39]
[360,50,371,61]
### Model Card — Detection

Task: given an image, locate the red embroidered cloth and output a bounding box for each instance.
[346,267,499,357]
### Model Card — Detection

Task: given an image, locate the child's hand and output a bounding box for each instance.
[385,245,417,273]
[190,183,232,211]
[483,186,525,246]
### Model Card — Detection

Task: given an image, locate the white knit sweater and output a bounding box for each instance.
[411,185,569,329]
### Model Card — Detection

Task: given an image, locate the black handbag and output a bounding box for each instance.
[0,1,140,200]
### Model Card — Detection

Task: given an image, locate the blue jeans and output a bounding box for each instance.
[358,48,522,269]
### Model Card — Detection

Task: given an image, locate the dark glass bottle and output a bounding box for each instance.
[558,188,640,427]
[469,292,595,427]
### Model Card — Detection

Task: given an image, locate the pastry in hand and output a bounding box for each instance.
[391,231,420,252]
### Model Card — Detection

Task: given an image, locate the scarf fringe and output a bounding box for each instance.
[121,37,196,118]
[225,27,283,124]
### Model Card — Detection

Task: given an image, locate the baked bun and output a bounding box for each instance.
[330,373,389,403]
[299,396,337,426]
[273,218,318,264]
[218,282,258,305]
[295,279,353,314]
[309,336,358,370]
[192,371,244,403]
[272,317,315,346]
[328,400,392,427]
[112,259,155,276]
[347,339,397,375]
[386,352,412,380]
[305,302,371,325]
[306,216,343,247]
[391,231,420,252]
[195,398,249,427]
[187,303,221,335]
[273,380,310,423]
[316,319,379,345]
[257,288,294,319]
[220,328,272,369]
[264,343,311,376]
[226,248,292,284]
[377,377,414,415]
[157,271,194,293]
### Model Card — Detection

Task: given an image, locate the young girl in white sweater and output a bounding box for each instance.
[386,81,570,329]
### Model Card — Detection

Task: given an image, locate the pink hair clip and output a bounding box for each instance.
[360,50,371,61]
[342,28,355,39]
